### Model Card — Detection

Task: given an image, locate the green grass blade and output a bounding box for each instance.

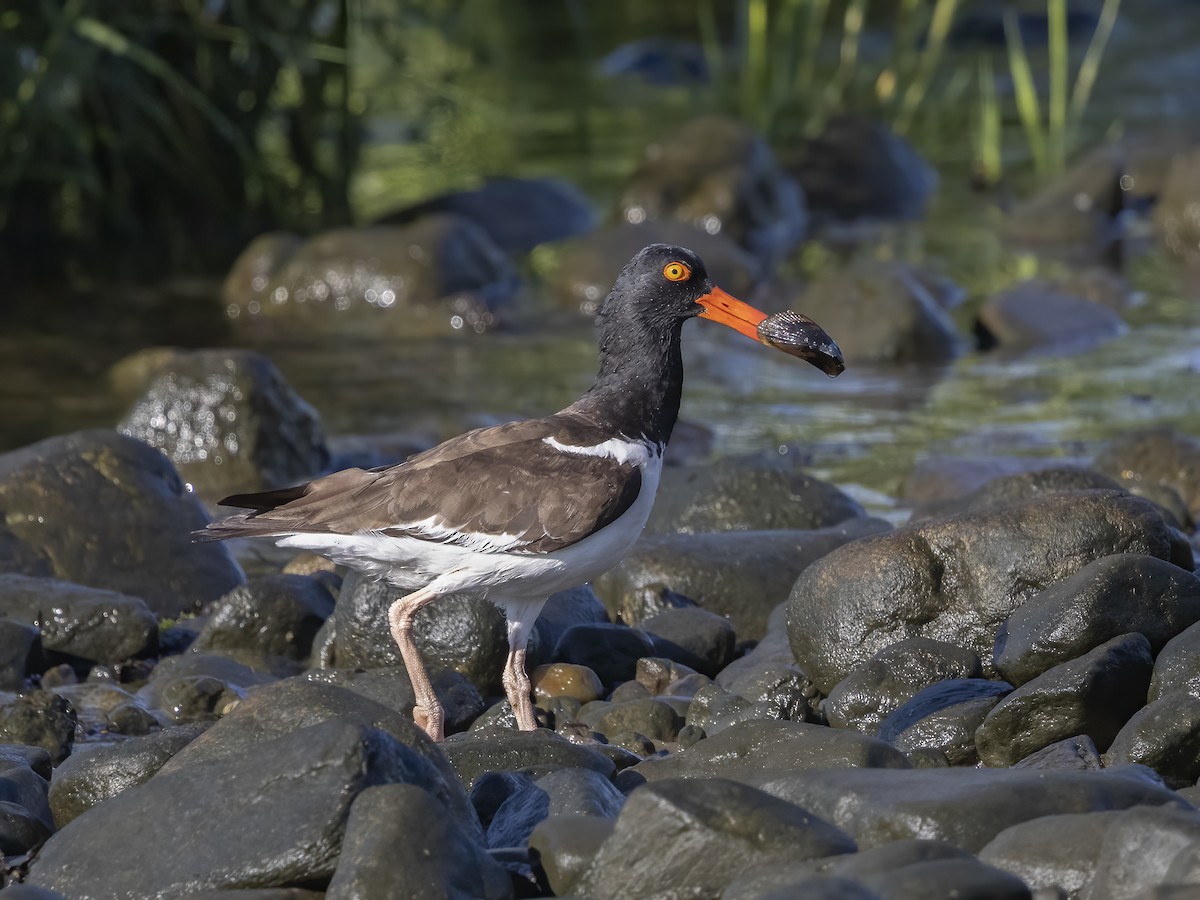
[1003,7,1047,174]
[895,0,960,134]
[1048,0,1068,172]
[1070,0,1122,132]
[973,52,1002,185]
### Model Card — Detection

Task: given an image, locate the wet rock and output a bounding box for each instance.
[105,701,160,736]
[785,115,937,225]
[977,633,1154,766]
[326,782,512,900]
[0,799,52,856]
[752,765,1184,853]
[376,177,595,257]
[137,653,276,715]
[788,260,961,364]
[226,216,519,338]
[826,638,983,735]
[579,698,684,743]
[0,693,76,765]
[0,575,156,672]
[631,719,909,784]
[0,752,53,854]
[304,666,485,735]
[979,810,1122,899]
[976,281,1126,352]
[598,520,887,641]
[0,430,244,618]
[219,232,305,315]
[1013,734,1103,771]
[788,491,1191,693]
[995,554,1200,686]
[908,467,1122,522]
[0,619,40,690]
[543,220,760,315]
[0,887,72,900]
[880,679,1012,766]
[735,857,1030,900]
[684,682,782,736]
[529,813,615,897]
[1107,694,1200,788]
[48,725,202,826]
[0,745,52,780]
[526,584,610,669]
[333,570,507,695]
[1087,805,1200,899]
[191,574,335,670]
[156,674,242,724]
[573,778,856,900]
[28,720,458,899]
[901,455,1085,508]
[640,606,735,677]
[1095,428,1200,526]
[715,604,812,719]
[50,683,139,733]
[117,349,328,498]
[441,726,615,791]
[1150,621,1200,701]
[531,663,604,705]
[617,116,806,267]
[553,623,654,689]
[485,767,625,850]
[1155,146,1200,266]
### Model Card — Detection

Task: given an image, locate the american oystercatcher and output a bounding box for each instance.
[198,244,843,741]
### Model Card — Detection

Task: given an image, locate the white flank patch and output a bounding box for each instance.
[386,515,525,553]
[542,435,659,466]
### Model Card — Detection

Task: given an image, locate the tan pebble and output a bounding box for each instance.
[531,663,604,703]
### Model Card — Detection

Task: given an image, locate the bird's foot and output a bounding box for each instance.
[414,703,445,742]
[513,697,538,732]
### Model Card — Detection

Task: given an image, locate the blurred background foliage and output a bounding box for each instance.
[1,0,1127,284]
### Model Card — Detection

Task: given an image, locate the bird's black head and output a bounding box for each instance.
[598,243,713,329]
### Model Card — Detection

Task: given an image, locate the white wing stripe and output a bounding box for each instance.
[380,515,526,553]
[542,435,657,466]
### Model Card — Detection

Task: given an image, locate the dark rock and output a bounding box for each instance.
[579,698,684,743]
[638,656,702,695]
[553,623,654,688]
[105,701,162,736]
[788,260,961,364]
[979,809,1122,898]
[976,281,1126,352]
[631,719,909,784]
[901,455,1083,508]
[156,674,241,724]
[117,349,328,498]
[0,619,40,690]
[326,782,512,900]
[826,639,983,735]
[526,584,610,669]
[1095,428,1200,526]
[598,37,708,85]
[28,720,458,898]
[333,570,507,695]
[976,633,1154,766]
[597,520,888,641]
[0,798,52,855]
[485,767,625,849]
[736,858,1030,900]
[1087,805,1200,899]
[716,604,815,724]
[0,752,53,853]
[543,221,759,316]
[218,232,305,317]
[0,745,52,780]
[0,430,244,618]
[1107,694,1200,788]
[880,679,1012,766]
[0,575,156,672]
[529,814,616,897]
[48,725,202,826]
[785,115,937,224]
[573,778,856,899]
[1013,734,1103,771]
[0,693,76,765]
[225,216,518,338]
[995,554,1200,686]
[789,491,1191,693]
[908,467,1122,522]
[0,888,72,900]
[137,653,276,716]
[684,683,782,736]
[752,765,1184,853]
[49,683,140,734]
[303,666,484,735]
[617,116,806,267]
[376,177,595,257]
[192,574,335,669]
[179,891,324,900]
[1150,621,1200,702]
[1155,147,1200,266]
[441,726,615,792]
[640,606,735,677]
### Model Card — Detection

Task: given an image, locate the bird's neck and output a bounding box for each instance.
[565,319,684,447]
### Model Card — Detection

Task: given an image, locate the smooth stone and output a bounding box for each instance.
[1095,428,1200,526]
[526,584,611,668]
[485,767,625,849]
[908,467,1122,522]
[1013,735,1104,771]
[0,754,53,848]
[640,606,736,677]
[305,666,484,735]
[573,778,856,900]
[105,701,160,736]
[0,619,41,691]
[826,639,983,735]
[48,725,203,826]
[1150,621,1200,702]
[788,491,1191,694]
[637,657,702,695]
[116,348,328,498]
[685,683,783,737]
[1085,805,1200,900]
[579,698,683,743]
[326,783,512,900]
[901,455,1083,508]
[0,574,156,671]
[532,663,604,705]
[597,521,889,642]
[630,720,910,784]
[137,653,276,716]
[441,726,615,792]
[979,810,1124,899]
[995,554,1200,686]
[881,679,1012,766]
[48,683,138,731]
[730,858,1029,900]
[750,765,1185,853]
[608,680,652,703]
[976,281,1126,352]
[976,633,1154,766]
[0,693,76,765]
[0,745,52,781]
[552,623,655,689]
[529,814,616,897]
[0,798,52,856]
[1108,694,1200,788]
[0,430,244,617]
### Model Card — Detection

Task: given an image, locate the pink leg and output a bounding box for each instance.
[387,586,444,742]
[501,599,546,732]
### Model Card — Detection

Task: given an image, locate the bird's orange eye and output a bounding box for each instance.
[663,261,691,282]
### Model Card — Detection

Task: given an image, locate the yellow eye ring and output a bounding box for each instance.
[663,261,691,282]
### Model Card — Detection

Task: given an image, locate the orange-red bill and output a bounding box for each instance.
[697,286,845,377]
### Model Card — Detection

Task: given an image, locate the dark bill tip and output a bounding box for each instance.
[756,310,846,377]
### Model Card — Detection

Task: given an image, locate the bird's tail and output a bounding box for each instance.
[191,483,310,543]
